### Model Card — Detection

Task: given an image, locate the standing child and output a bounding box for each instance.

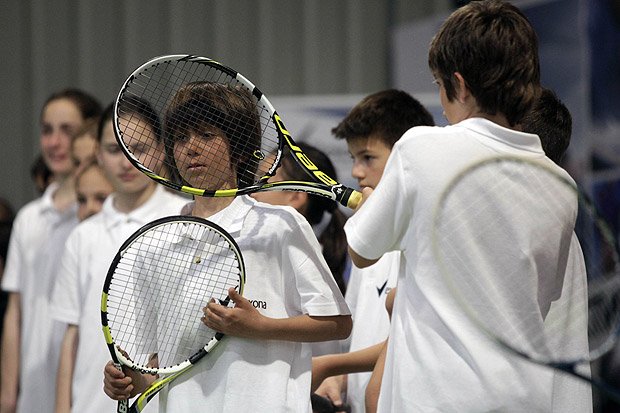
[345,1,591,412]
[1,89,101,413]
[102,81,352,412]
[51,101,187,413]
[312,89,434,413]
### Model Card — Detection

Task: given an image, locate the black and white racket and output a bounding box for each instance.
[101,215,245,413]
[432,155,620,400]
[113,54,361,209]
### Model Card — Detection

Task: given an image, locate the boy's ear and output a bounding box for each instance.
[453,72,470,103]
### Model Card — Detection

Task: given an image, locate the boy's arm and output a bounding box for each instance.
[202,289,352,342]
[348,187,380,269]
[365,340,388,413]
[0,292,21,413]
[313,341,385,381]
[55,325,78,413]
[348,247,378,269]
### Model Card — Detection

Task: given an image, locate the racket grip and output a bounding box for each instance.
[113,362,130,413]
[339,188,362,210]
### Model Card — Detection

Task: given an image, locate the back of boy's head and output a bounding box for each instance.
[428,0,541,126]
[331,89,435,149]
[520,88,572,165]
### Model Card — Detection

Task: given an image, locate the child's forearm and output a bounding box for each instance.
[258,314,352,342]
[365,340,388,413]
[1,293,21,412]
[314,340,385,377]
[55,325,79,413]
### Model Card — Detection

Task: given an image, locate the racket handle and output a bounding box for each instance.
[113,362,130,413]
[339,187,362,210]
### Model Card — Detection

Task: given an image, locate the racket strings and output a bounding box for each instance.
[117,57,280,193]
[433,158,612,364]
[106,221,241,370]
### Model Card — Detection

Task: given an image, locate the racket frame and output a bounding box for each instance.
[431,155,620,400]
[113,54,360,208]
[101,215,246,412]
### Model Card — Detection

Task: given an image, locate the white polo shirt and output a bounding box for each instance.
[345,118,592,413]
[50,185,187,413]
[344,251,400,413]
[160,196,350,413]
[2,182,78,413]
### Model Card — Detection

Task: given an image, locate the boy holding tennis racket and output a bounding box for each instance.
[345,1,591,412]
[103,82,352,412]
[50,101,188,413]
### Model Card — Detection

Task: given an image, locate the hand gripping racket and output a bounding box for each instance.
[432,155,620,401]
[112,54,361,209]
[311,393,351,413]
[101,215,245,413]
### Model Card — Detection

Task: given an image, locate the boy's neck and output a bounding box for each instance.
[113,183,157,214]
[51,173,76,212]
[192,196,235,219]
[476,113,511,129]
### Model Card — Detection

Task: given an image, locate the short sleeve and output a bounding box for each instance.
[345,144,413,260]
[282,216,350,317]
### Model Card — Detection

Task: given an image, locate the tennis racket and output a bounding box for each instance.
[113,54,361,209]
[431,155,620,400]
[101,215,245,413]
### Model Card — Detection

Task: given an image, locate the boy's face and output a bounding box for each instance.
[97,120,153,195]
[347,135,392,190]
[76,166,113,221]
[40,98,83,178]
[172,129,235,190]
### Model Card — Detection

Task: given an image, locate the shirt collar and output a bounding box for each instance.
[457,117,545,156]
[180,196,254,235]
[102,185,172,230]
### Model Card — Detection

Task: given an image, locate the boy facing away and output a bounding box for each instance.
[345,1,591,412]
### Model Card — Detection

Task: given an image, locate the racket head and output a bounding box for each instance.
[431,155,620,366]
[101,215,245,375]
[113,54,361,209]
[114,54,281,196]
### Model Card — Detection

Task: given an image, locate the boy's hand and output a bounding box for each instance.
[353,187,374,212]
[102,361,135,400]
[202,288,265,338]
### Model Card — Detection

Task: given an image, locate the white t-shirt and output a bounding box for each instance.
[160,196,350,413]
[344,252,400,413]
[50,185,187,413]
[2,182,78,413]
[344,118,592,413]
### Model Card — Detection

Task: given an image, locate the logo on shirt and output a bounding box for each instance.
[376,280,389,297]
[247,298,267,309]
